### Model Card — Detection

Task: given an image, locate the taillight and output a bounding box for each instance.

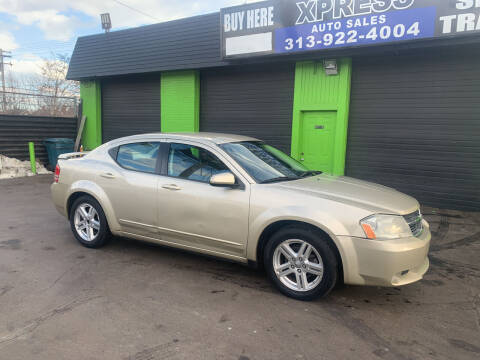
[54,164,60,183]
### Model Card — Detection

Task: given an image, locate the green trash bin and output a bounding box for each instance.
[43,138,75,169]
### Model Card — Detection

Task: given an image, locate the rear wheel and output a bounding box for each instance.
[264,226,338,301]
[70,196,110,248]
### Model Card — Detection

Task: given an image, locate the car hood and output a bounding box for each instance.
[276,174,419,215]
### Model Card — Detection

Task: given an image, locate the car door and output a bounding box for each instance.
[97,141,161,237]
[156,141,250,259]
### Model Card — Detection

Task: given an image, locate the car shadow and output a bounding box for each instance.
[104,236,275,294]
[98,235,438,305]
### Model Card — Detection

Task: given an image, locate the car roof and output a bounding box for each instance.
[110,132,260,145]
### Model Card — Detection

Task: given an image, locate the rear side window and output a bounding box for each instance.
[116,142,160,174]
[168,143,229,183]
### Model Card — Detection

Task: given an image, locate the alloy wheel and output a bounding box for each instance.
[74,203,100,242]
[273,239,324,292]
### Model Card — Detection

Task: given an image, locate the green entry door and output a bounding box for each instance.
[299,111,337,173]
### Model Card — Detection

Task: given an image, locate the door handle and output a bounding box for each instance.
[162,184,182,191]
[101,172,116,179]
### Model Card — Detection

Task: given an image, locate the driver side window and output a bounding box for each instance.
[167,143,229,183]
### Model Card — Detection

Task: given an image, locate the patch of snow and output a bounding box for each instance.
[0,154,51,179]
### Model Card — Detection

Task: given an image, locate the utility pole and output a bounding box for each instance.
[0,49,12,112]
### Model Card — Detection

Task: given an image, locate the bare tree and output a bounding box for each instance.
[0,53,79,117]
[36,53,79,117]
[2,72,41,115]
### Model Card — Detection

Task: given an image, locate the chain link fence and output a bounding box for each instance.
[0,91,79,118]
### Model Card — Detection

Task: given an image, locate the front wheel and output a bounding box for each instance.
[264,226,338,301]
[70,195,110,248]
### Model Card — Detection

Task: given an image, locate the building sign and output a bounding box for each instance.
[221,0,480,58]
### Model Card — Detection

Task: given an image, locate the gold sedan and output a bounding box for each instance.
[51,133,430,300]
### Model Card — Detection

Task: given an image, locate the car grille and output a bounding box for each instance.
[403,210,423,237]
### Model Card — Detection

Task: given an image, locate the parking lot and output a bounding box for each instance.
[0,175,479,360]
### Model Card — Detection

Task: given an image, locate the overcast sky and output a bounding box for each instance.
[0,0,260,76]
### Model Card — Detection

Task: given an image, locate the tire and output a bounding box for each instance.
[264,226,338,301]
[70,195,111,248]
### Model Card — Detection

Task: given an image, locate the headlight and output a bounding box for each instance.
[360,214,412,240]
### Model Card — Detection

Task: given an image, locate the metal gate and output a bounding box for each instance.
[102,75,161,143]
[200,63,295,154]
[346,45,480,211]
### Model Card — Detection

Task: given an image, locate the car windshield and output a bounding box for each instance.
[220,141,321,184]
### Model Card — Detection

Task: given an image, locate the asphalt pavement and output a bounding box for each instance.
[0,175,479,360]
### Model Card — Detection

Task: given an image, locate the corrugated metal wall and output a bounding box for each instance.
[102,75,161,142]
[0,114,77,164]
[200,63,295,154]
[346,45,480,211]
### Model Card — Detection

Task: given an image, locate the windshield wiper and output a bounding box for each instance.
[260,176,301,184]
[300,170,322,178]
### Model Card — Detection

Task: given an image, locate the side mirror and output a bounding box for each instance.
[210,172,237,187]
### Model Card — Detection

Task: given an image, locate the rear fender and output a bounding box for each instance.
[67,180,121,232]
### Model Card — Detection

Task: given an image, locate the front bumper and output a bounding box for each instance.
[337,220,431,287]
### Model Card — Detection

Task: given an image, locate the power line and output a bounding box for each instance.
[8,41,76,59]
[5,1,162,64]
[14,50,74,58]
[0,90,78,100]
[13,41,76,51]
[14,44,75,52]
[111,0,160,22]
[14,49,75,58]
[12,44,76,59]
[10,39,76,48]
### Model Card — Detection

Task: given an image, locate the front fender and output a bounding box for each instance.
[67,180,121,232]
[247,206,350,263]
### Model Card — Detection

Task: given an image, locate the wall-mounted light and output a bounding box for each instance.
[101,13,112,33]
[323,59,338,76]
